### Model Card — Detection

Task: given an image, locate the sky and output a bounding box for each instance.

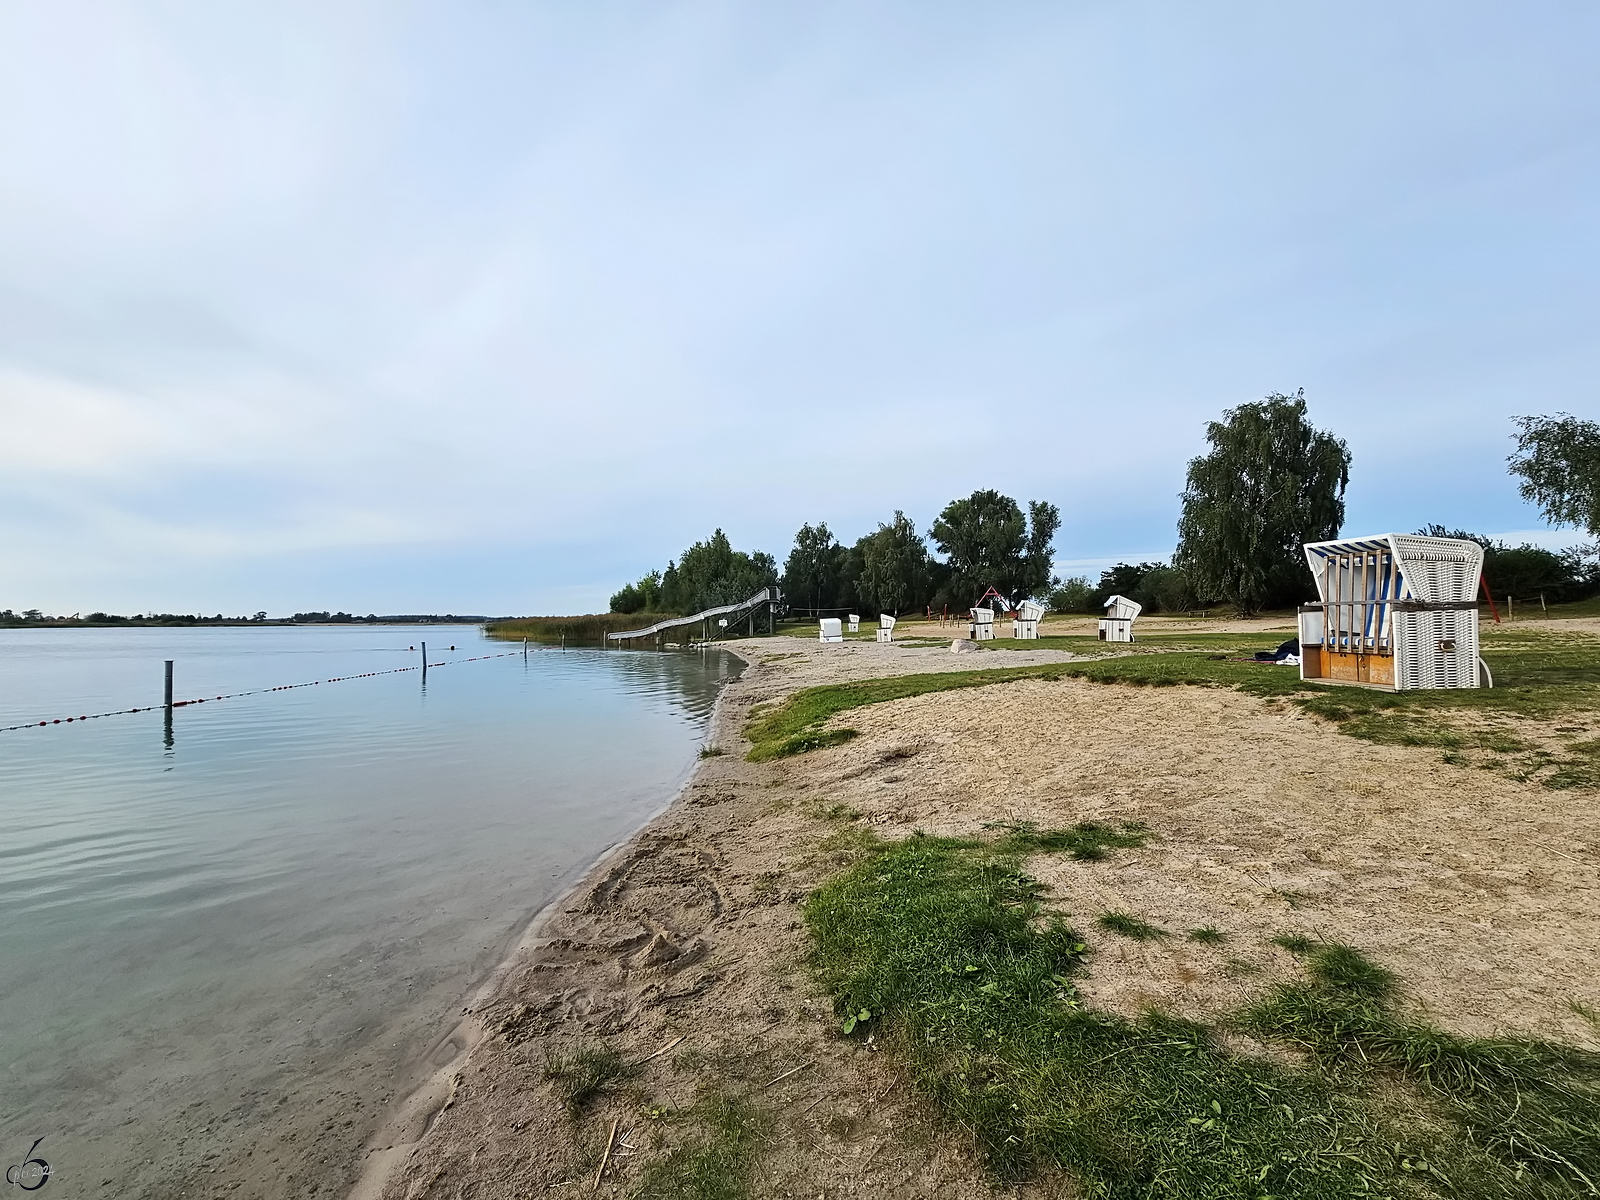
[1,3,1596,616]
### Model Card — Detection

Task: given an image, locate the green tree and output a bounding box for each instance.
[1135,565,1194,613]
[782,523,844,613]
[1174,390,1350,615]
[1086,561,1193,614]
[609,569,662,614]
[1509,413,1600,538]
[837,540,866,614]
[1022,501,1062,598]
[857,511,933,615]
[1044,576,1095,612]
[1093,562,1161,609]
[658,531,775,615]
[659,561,682,612]
[931,490,1061,605]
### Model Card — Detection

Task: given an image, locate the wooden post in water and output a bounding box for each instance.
[421,641,427,680]
[164,660,174,709]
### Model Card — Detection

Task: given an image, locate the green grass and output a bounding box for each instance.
[543,1044,632,1114]
[744,626,1600,786]
[631,1093,768,1200]
[743,665,1076,760]
[741,653,1313,762]
[1188,926,1230,944]
[1243,945,1600,1194]
[1571,1000,1600,1034]
[1542,596,1600,619]
[805,831,1600,1198]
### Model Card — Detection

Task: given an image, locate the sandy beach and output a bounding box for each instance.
[357,635,1600,1198]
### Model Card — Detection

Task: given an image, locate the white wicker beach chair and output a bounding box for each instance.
[1012,600,1046,640]
[1098,595,1141,643]
[969,607,995,641]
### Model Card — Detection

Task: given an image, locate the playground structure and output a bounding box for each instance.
[877,614,896,643]
[1012,600,1046,639]
[1298,533,1487,690]
[969,607,996,641]
[1099,595,1141,642]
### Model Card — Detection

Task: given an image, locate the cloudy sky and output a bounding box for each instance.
[2,3,1596,616]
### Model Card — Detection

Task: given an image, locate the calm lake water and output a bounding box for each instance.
[0,626,736,1197]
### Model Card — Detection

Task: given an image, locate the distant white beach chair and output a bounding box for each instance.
[846,614,860,632]
[1012,600,1046,639]
[969,607,995,641]
[819,618,844,643]
[1098,594,1142,643]
[877,614,896,643]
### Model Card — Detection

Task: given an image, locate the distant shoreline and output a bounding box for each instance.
[0,615,497,629]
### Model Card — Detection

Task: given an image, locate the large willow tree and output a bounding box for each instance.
[1174,391,1350,615]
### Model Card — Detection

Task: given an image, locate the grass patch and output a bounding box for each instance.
[1571,1000,1600,1034]
[1188,926,1229,944]
[1303,942,1397,999]
[1273,933,1317,955]
[631,1092,768,1200]
[744,625,1600,787]
[740,652,1316,763]
[1243,944,1600,1195]
[698,745,725,758]
[743,665,1079,760]
[1097,911,1170,940]
[543,1044,632,1114]
[805,832,1600,1197]
[993,819,1150,860]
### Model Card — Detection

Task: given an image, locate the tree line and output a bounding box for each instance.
[611,396,1600,620]
[610,491,1060,617]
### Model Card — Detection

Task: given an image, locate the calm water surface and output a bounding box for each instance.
[0,626,736,1196]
